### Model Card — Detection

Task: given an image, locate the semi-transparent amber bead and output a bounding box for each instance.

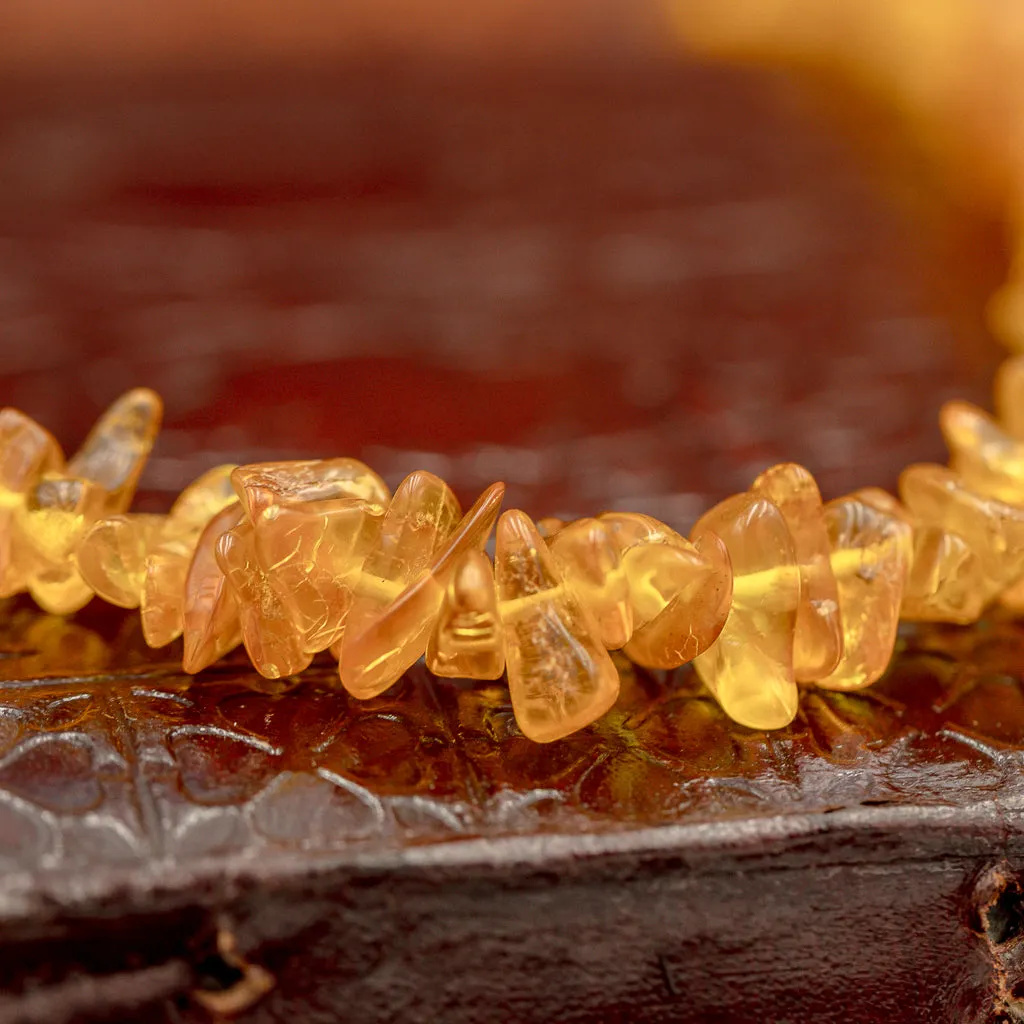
[549,517,632,649]
[752,463,843,681]
[899,463,1024,604]
[818,495,911,691]
[217,520,312,679]
[623,532,733,670]
[19,476,107,614]
[66,388,163,514]
[182,503,243,673]
[0,409,63,597]
[254,497,385,653]
[426,548,505,680]
[995,355,1024,440]
[537,517,566,539]
[339,481,503,698]
[854,486,985,624]
[691,493,800,731]
[495,509,619,743]
[231,458,390,519]
[168,464,240,529]
[939,400,1024,505]
[76,513,167,608]
[598,511,694,626]
[337,471,462,696]
[907,526,987,622]
[140,466,239,647]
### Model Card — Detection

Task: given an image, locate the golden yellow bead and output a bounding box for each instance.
[337,471,463,697]
[141,533,197,648]
[231,458,390,520]
[853,486,985,624]
[752,462,843,681]
[899,463,1024,605]
[495,509,619,743]
[426,548,505,680]
[66,388,163,515]
[995,355,1024,441]
[691,493,800,731]
[549,517,632,649]
[623,532,733,671]
[939,400,1024,505]
[0,408,64,598]
[598,511,693,626]
[339,480,503,698]
[140,466,239,647]
[182,503,243,673]
[19,476,107,614]
[253,497,385,653]
[168,464,239,528]
[536,516,566,539]
[76,513,167,609]
[217,520,312,679]
[818,495,911,691]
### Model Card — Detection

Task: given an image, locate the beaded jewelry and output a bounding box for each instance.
[4,361,1024,743]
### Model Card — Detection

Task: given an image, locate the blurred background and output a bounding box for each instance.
[0,0,1016,528]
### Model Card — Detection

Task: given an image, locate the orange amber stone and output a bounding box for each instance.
[254,498,385,653]
[939,400,1024,504]
[536,517,566,539]
[167,464,240,529]
[691,493,800,731]
[140,466,239,647]
[76,513,167,608]
[899,463,1024,605]
[231,458,390,519]
[217,520,312,679]
[995,355,1024,441]
[181,503,244,673]
[854,486,985,624]
[623,532,733,671]
[16,390,163,614]
[818,495,911,692]
[598,511,695,625]
[337,471,463,696]
[495,509,619,743]
[549,517,632,649]
[0,408,64,597]
[426,548,505,680]
[339,481,503,698]
[752,463,843,681]
[19,476,107,614]
[66,388,163,514]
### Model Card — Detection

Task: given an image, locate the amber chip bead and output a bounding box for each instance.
[819,495,911,692]
[11,347,1024,744]
[495,509,620,744]
[752,462,843,682]
[549,517,632,649]
[900,463,1024,605]
[691,493,800,731]
[339,480,503,699]
[426,548,505,680]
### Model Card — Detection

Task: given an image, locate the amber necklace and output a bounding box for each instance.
[3,361,1024,743]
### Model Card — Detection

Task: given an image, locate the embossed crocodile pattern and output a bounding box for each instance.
[1,596,1021,886]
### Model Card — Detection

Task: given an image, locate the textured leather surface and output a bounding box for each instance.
[0,600,1022,1022]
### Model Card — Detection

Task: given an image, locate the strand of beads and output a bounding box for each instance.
[6,361,1024,743]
